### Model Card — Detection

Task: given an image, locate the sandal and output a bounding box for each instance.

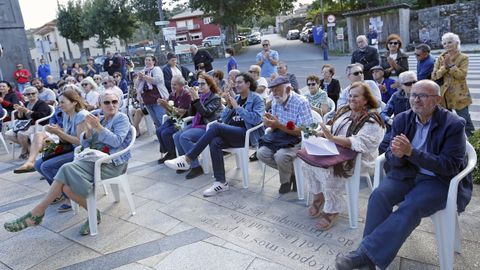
[79,210,101,236]
[4,212,44,232]
[315,213,339,231]
[308,197,325,218]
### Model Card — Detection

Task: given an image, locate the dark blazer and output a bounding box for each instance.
[189,92,222,124]
[351,46,379,80]
[59,68,71,79]
[386,107,471,212]
[15,99,51,125]
[380,50,409,78]
[162,64,191,93]
[320,78,341,108]
[193,50,214,72]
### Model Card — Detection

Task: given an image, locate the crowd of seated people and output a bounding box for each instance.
[1,31,475,270]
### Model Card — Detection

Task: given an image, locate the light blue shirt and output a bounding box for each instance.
[63,109,89,137]
[256,50,279,78]
[272,92,313,128]
[411,116,435,176]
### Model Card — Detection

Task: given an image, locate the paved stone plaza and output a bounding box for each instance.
[0,135,479,270]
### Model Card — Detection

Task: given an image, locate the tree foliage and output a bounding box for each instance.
[56,0,92,57]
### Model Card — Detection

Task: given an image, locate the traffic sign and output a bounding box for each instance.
[163,27,176,41]
[327,14,336,23]
[337,34,344,40]
[155,21,170,26]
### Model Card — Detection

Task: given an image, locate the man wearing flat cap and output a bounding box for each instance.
[257,76,313,194]
[371,65,396,104]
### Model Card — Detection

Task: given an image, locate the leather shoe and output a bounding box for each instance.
[278,182,291,194]
[185,166,204,179]
[158,153,176,164]
[335,250,375,270]
[249,151,258,162]
[13,167,35,174]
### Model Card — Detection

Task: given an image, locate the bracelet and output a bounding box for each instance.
[448,64,455,69]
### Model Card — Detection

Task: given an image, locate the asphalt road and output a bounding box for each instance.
[185,34,352,90]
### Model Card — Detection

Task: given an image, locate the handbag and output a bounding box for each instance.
[12,119,32,133]
[296,145,357,169]
[42,141,74,161]
[74,148,109,162]
[141,84,161,105]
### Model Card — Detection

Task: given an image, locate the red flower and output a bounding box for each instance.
[101,146,110,154]
[54,145,64,155]
[286,121,295,130]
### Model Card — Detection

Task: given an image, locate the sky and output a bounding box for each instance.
[18,0,314,30]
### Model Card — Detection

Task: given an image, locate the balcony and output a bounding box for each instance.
[176,24,200,33]
[50,42,58,51]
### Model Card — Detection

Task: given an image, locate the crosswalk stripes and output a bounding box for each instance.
[407,53,480,128]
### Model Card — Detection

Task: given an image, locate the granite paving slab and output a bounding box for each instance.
[153,241,254,270]
[0,179,43,206]
[246,258,294,270]
[135,181,195,204]
[120,200,181,234]
[0,227,73,270]
[32,243,102,270]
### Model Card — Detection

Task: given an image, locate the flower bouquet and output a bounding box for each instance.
[166,100,184,131]
[299,123,320,139]
[40,140,74,161]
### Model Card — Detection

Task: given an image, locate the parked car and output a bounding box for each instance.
[236,35,246,42]
[286,29,300,40]
[300,27,313,43]
[94,56,107,67]
[202,36,222,47]
[247,32,261,45]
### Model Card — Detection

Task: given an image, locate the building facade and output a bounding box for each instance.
[168,10,221,46]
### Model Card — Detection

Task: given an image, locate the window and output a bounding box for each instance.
[176,21,186,28]
[186,19,194,29]
[203,17,213,24]
[176,35,187,42]
[190,32,203,40]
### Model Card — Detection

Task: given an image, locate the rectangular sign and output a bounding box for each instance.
[155,20,170,26]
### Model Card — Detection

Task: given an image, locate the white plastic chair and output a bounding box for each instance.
[71,125,137,236]
[204,120,264,188]
[10,105,55,159]
[373,142,477,270]
[0,108,9,153]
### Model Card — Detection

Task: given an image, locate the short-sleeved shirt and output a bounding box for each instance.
[256,50,279,78]
[38,88,57,103]
[304,89,329,110]
[84,91,100,108]
[62,109,89,136]
[168,89,191,110]
[272,92,313,127]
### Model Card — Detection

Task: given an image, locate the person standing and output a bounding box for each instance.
[162,52,191,93]
[319,64,341,108]
[431,32,474,137]
[37,59,51,85]
[380,34,409,79]
[13,63,31,93]
[413,44,435,81]
[190,45,214,73]
[225,48,237,74]
[351,35,379,80]
[84,57,100,77]
[256,39,279,78]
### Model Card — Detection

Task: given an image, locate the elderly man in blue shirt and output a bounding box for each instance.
[257,76,313,194]
[336,80,471,270]
[415,44,435,80]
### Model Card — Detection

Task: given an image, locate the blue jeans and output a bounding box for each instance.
[144,104,165,128]
[360,174,448,269]
[455,106,475,137]
[35,151,75,185]
[156,119,176,154]
[173,125,205,168]
[186,123,245,183]
[17,83,28,94]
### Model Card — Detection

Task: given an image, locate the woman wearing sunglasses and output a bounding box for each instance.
[5,90,132,236]
[380,34,409,79]
[80,77,100,111]
[169,73,222,180]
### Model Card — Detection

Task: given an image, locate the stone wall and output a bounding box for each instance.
[410,1,480,46]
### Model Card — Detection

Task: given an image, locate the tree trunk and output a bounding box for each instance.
[65,39,74,61]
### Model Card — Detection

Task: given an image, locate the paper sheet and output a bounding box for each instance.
[303,136,339,156]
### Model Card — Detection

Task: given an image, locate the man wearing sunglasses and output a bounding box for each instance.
[415,44,435,80]
[337,63,381,109]
[379,71,416,154]
[256,40,279,78]
[337,80,471,270]
[30,78,56,106]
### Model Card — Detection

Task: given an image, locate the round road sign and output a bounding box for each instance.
[327,15,336,23]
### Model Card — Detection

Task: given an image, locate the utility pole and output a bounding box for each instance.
[320,0,325,27]
[157,0,166,52]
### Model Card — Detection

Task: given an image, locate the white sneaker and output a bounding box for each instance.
[164,155,191,171]
[203,181,229,197]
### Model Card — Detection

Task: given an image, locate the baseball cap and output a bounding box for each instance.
[370,65,384,71]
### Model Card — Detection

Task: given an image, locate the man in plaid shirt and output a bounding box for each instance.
[257,76,313,194]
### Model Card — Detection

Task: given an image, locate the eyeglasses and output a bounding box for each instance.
[198,82,207,86]
[388,42,399,45]
[114,75,121,78]
[81,83,89,87]
[102,82,108,85]
[24,92,36,96]
[402,81,417,86]
[103,100,119,105]
[262,44,270,47]
[414,53,422,56]
[307,83,317,86]
[248,70,257,73]
[409,93,437,100]
[350,71,363,76]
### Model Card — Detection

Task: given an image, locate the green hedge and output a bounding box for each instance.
[468,129,480,184]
